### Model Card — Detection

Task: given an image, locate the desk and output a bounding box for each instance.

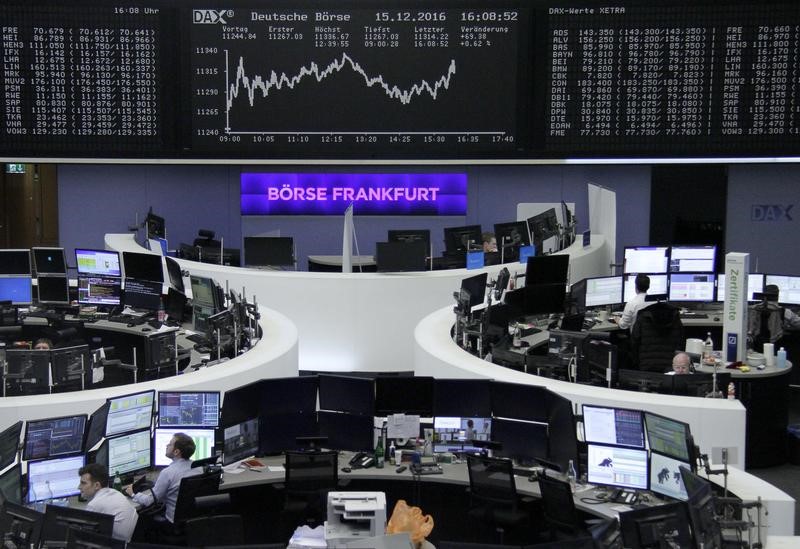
[307,255,377,272]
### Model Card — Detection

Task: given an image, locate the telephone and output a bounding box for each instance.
[348,452,374,469]
[608,488,638,505]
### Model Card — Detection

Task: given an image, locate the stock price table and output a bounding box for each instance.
[545,3,800,156]
[189,5,526,156]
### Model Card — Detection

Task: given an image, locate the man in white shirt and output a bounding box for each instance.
[78,463,138,542]
[125,432,197,523]
[618,273,652,330]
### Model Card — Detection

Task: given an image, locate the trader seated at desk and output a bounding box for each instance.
[666,352,692,375]
[618,273,652,330]
[78,463,139,542]
[125,432,196,523]
[33,337,53,350]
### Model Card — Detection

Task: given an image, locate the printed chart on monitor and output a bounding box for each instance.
[189,5,526,156]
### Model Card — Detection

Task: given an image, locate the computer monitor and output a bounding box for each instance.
[716,273,764,302]
[41,506,114,548]
[619,501,694,548]
[577,335,618,386]
[679,467,721,549]
[443,224,482,253]
[106,390,155,437]
[0,464,21,505]
[623,274,668,302]
[50,345,91,392]
[164,257,185,293]
[643,412,691,462]
[4,349,50,396]
[104,429,152,476]
[617,369,674,394]
[77,275,121,306]
[27,454,86,502]
[153,428,215,467]
[258,376,319,417]
[459,273,488,311]
[75,249,122,277]
[765,274,800,305]
[158,391,220,428]
[432,417,491,453]
[525,255,569,286]
[586,443,649,491]
[190,275,219,309]
[85,402,109,452]
[433,379,491,418]
[668,273,715,302]
[220,381,265,427]
[222,417,259,465]
[0,501,43,547]
[122,279,162,311]
[259,412,318,456]
[0,276,32,305]
[669,246,716,273]
[545,391,580,475]
[164,287,188,323]
[34,276,69,305]
[387,229,431,249]
[32,248,66,276]
[318,375,375,416]
[0,250,31,275]
[623,246,669,274]
[582,405,645,448]
[243,236,294,267]
[375,241,428,272]
[375,376,434,416]
[0,422,22,471]
[145,210,166,240]
[122,252,163,283]
[317,411,373,452]
[649,451,690,501]
[23,414,87,461]
[526,208,559,242]
[490,381,549,422]
[493,221,531,261]
[490,418,548,465]
[523,283,566,315]
[584,276,623,308]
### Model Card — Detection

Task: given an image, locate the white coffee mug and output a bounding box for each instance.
[763,343,775,366]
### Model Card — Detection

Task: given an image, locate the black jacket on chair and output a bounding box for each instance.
[631,302,684,373]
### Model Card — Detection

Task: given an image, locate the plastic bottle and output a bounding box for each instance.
[374,435,385,469]
[113,471,122,492]
[389,440,396,466]
[567,459,578,492]
[727,382,736,400]
[777,347,787,369]
[44,480,53,502]
[703,332,714,364]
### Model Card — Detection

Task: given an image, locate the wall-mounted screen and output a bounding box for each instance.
[623,247,669,274]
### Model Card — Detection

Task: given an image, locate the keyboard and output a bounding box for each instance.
[186,333,209,344]
[411,464,443,475]
[680,312,708,319]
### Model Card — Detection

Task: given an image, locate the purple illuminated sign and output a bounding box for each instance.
[240,173,467,216]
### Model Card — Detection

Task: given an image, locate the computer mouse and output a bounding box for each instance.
[341,467,352,473]
[714,317,720,322]
[141,327,152,332]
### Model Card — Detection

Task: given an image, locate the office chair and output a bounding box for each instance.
[630,302,684,372]
[537,473,586,541]
[282,450,339,526]
[66,528,126,549]
[465,455,533,545]
[156,469,222,544]
[185,512,243,546]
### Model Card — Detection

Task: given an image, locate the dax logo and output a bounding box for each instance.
[751,204,794,222]
[193,9,232,24]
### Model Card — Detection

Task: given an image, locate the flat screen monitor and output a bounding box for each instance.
[526,208,559,241]
[190,275,218,309]
[50,345,91,390]
[490,381,549,422]
[27,455,85,502]
[546,392,580,475]
[122,278,162,310]
[375,376,434,416]
[122,251,163,283]
[716,273,764,302]
[36,276,69,305]
[23,415,87,461]
[0,276,32,305]
[164,257,185,293]
[75,249,121,277]
[105,429,152,476]
[577,335,618,385]
[623,274,668,302]
[624,246,669,274]
[0,464,21,505]
[222,417,259,465]
[649,451,690,501]
[493,221,531,261]
[77,275,122,306]
[153,428,215,467]
[221,381,265,427]
[490,418,548,465]
[433,379,491,418]
[145,211,166,239]
[619,501,694,549]
[669,246,716,273]
[318,375,375,416]
[584,276,623,308]
[258,376,319,416]
[586,443,649,491]
[523,283,566,315]
[0,250,31,275]
[432,417,491,453]
[243,236,294,267]
[525,255,569,286]
[0,501,43,546]
[582,405,645,449]
[644,412,691,462]
[32,248,66,275]
[317,411,373,452]
[260,412,318,456]
[668,273,715,302]
[443,224,482,253]
[40,505,114,547]
[106,390,155,437]
[158,391,220,428]
[460,273,488,311]
[375,241,428,272]
[387,229,430,249]
[0,422,22,471]
[765,274,800,305]
[85,402,109,452]
[4,350,49,396]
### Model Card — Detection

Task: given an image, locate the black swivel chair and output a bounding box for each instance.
[466,455,533,545]
[66,528,126,549]
[155,469,222,544]
[748,301,784,352]
[282,450,339,527]
[537,473,587,541]
[630,302,684,372]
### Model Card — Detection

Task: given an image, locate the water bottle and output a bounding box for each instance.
[113,471,122,492]
[44,480,53,502]
[374,436,385,469]
[567,459,578,492]
[389,440,396,466]
[777,347,787,369]
[703,332,714,364]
